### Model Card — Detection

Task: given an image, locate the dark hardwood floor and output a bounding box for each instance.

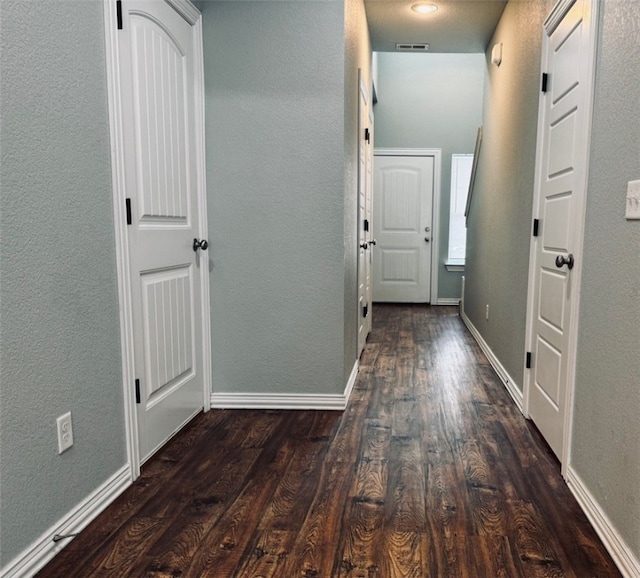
[38,305,621,577]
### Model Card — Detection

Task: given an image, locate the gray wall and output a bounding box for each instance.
[571,0,640,560]
[373,52,485,300]
[465,0,640,566]
[0,0,126,566]
[343,0,372,382]
[201,1,350,395]
[464,0,552,388]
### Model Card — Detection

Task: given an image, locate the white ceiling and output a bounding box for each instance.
[364,0,508,53]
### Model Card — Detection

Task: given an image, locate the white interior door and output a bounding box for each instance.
[365,108,375,326]
[119,0,206,463]
[373,155,434,303]
[527,0,596,461]
[357,77,374,356]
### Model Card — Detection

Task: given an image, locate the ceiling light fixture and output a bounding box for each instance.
[411,3,438,15]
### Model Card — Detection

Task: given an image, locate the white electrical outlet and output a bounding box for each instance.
[56,412,74,454]
[626,180,640,220]
[485,304,490,320]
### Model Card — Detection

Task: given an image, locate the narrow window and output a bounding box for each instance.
[447,154,473,268]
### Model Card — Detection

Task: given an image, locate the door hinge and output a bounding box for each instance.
[364,218,369,232]
[541,72,548,93]
[364,128,370,143]
[125,198,132,225]
[116,0,123,29]
[363,304,369,318]
[526,352,532,369]
[532,218,539,237]
[135,378,141,404]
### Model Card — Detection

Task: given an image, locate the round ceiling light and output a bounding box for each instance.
[411,3,438,14]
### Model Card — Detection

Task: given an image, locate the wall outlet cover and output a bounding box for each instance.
[626,179,640,220]
[57,412,74,454]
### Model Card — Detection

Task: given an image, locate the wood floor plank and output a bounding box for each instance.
[233,529,297,577]
[336,500,385,577]
[379,531,427,578]
[257,437,331,530]
[458,438,508,536]
[131,447,262,576]
[181,412,311,577]
[425,533,473,578]
[509,499,570,578]
[37,304,623,578]
[283,460,355,578]
[466,535,525,578]
[425,462,473,539]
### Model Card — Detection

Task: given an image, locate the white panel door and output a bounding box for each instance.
[119,0,205,462]
[365,108,375,323]
[357,78,374,356]
[528,0,594,460]
[373,156,433,303]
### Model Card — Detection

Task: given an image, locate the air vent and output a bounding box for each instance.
[395,43,429,51]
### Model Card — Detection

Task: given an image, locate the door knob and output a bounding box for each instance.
[425,227,431,232]
[555,253,574,270]
[360,242,368,249]
[424,237,430,243]
[193,238,209,252]
[369,239,377,247]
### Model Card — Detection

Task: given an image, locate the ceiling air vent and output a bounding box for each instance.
[395,43,429,51]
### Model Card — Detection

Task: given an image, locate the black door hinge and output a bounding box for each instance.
[116,0,123,29]
[126,198,132,225]
[364,128,370,143]
[533,218,539,237]
[135,378,141,404]
[364,219,369,232]
[541,72,548,93]
[363,304,369,318]
[526,352,532,369]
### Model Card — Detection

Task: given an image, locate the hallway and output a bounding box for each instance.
[37,305,621,577]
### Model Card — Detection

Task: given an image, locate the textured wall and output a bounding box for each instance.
[572,0,640,560]
[464,0,553,388]
[0,0,125,566]
[343,0,371,381]
[201,1,347,395]
[374,52,485,300]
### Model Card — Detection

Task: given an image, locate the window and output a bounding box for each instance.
[446,154,473,270]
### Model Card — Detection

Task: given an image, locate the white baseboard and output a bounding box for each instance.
[211,361,359,410]
[566,467,640,578]
[1,465,131,578]
[436,298,461,306]
[343,359,359,403]
[460,307,524,412]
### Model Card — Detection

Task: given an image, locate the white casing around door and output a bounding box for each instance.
[118,0,206,463]
[373,155,434,303]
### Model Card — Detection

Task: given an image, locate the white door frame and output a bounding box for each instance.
[103,0,212,480]
[523,0,599,475]
[373,148,442,304]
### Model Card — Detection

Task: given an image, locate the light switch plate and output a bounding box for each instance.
[626,180,640,220]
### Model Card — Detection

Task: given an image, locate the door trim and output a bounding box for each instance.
[102,0,211,480]
[373,148,442,304]
[523,0,599,475]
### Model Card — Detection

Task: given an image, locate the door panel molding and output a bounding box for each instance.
[103,0,210,480]
[374,148,441,304]
[545,0,578,34]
